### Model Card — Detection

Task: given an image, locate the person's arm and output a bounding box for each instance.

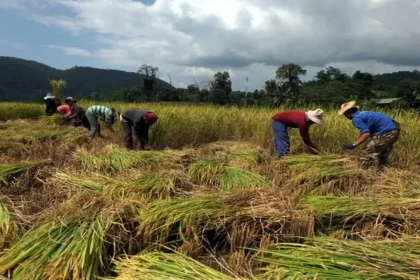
[341,119,371,150]
[298,125,317,153]
[134,124,150,149]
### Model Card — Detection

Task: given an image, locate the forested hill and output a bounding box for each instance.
[374,70,420,87]
[0,57,174,101]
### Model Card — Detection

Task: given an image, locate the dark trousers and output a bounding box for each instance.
[122,120,135,149]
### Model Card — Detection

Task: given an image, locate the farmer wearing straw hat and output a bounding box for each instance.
[271,109,325,158]
[338,100,400,169]
[120,109,158,150]
[44,92,61,116]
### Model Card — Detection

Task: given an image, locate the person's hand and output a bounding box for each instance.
[341,144,356,150]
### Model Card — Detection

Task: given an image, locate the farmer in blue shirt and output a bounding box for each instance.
[338,101,400,169]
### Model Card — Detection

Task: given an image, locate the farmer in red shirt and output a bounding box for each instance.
[271,109,325,157]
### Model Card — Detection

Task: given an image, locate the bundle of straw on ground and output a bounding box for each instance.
[0,199,19,251]
[257,237,420,280]
[298,196,420,236]
[139,189,298,251]
[0,160,51,185]
[0,193,141,280]
[281,155,368,196]
[110,251,239,280]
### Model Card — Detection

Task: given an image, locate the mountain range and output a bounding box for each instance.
[0,56,173,101]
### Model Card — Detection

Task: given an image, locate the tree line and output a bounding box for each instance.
[107,64,420,109]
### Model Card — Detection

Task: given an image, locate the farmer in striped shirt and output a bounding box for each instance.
[85,105,116,138]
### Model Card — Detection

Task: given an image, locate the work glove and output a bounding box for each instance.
[341,144,356,150]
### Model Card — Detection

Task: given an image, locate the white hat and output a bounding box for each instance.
[306,108,325,125]
[44,92,54,100]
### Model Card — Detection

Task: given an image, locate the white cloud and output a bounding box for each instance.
[2,0,420,89]
[48,45,92,57]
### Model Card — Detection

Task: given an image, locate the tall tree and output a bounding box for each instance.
[264,79,284,106]
[316,67,349,83]
[138,64,159,96]
[276,63,307,102]
[210,71,232,105]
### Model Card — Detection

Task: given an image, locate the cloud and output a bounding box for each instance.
[48,45,92,57]
[2,0,420,90]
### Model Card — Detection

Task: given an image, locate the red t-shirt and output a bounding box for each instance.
[272,110,314,148]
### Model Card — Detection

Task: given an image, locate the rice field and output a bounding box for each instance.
[0,102,419,279]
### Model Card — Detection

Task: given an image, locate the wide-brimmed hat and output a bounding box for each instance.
[338,100,359,115]
[65,97,77,103]
[306,108,325,125]
[44,92,54,100]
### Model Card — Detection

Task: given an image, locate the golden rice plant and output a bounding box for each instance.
[49,79,67,98]
[0,160,51,182]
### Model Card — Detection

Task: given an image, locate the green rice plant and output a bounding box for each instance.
[0,160,50,182]
[256,237,420,279]
[221,167,267,191]
[188,159,227,186]
[111,251,238,280]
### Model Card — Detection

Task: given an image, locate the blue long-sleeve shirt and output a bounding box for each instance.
[352,111,397,136]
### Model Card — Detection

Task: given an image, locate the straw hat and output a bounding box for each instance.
[338,100,359,115]
[306,108,325,125]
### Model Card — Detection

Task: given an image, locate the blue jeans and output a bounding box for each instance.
[271,119,290,157]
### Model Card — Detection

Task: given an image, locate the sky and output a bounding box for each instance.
[1,0,420,90]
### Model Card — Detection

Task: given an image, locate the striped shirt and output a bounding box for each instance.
[87,105,114,123]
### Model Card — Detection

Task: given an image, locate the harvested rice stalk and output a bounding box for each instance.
[139,194,229,241]
[139,189,295,244]
[0,160,51,182]
[0,196,139,280]
[131,170,192,200]
[299,196,420,219]
[53,172,105,193]
[0,200,19,250]
[188,159,226,186]
[221,167,267,191]
[111,251,238,280]
[282,155,365,195]
[83,149,180,173]
[256,237,420,280]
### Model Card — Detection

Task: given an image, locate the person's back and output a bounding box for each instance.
[122,109,149,125]
[352,111,396,136]
[272,110,307,128]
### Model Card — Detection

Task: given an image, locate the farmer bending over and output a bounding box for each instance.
[85,105,116,138]
[271,109,324,158]
[339,101,400,169]
[64,97,90,130]
[120,109,158,150]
